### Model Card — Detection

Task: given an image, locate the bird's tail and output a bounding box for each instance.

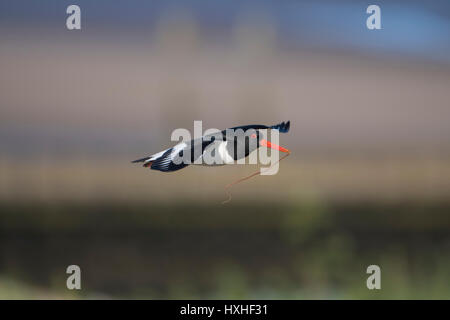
[131,156,154,167]
[270,121,290,133]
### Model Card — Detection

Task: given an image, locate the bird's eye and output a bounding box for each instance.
[250,133,257,139]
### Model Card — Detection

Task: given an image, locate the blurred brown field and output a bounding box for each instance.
[1,156,450,204]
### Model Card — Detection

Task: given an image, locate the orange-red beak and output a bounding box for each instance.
[259,139,290,153]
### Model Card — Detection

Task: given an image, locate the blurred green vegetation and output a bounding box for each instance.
[0,197,449,299]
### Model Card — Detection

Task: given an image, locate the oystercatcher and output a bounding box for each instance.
[132,121,290,172]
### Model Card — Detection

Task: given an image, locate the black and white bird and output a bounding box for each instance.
[132,121,290,172]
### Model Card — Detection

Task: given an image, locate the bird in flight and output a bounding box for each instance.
[132,121,290,172]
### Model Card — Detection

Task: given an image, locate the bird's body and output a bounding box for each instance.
[132,121,290,172]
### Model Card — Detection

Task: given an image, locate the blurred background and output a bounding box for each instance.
[1,0,450,299]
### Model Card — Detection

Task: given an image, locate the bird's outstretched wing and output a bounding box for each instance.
[224,121,290,134]
[149,147,189,172]
[132,138,217,172]
[269,121,290,133]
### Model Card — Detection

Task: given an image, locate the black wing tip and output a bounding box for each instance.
[131,156,150,163]
[270,121,290,133]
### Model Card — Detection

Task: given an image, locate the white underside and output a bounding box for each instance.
[193,141,234,166]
